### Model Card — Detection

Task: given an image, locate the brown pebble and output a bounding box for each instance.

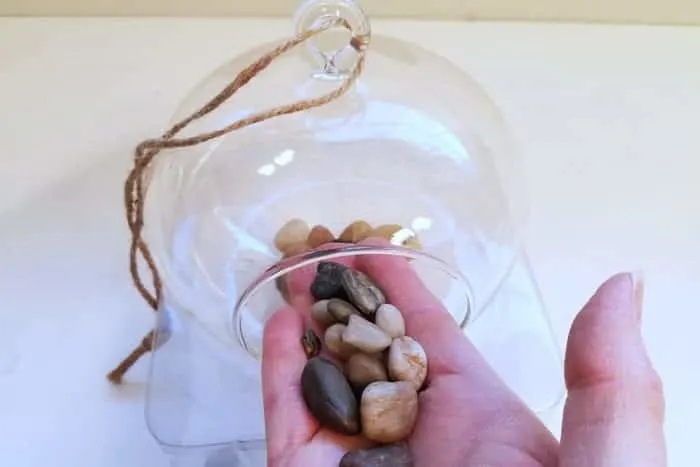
[301,329,322,359]
[340,444,413,467]
[274,219,310,253]
[341,269,386,316]
[308,225,335,248]
[345,353,388,391]
[368,224,402,242]
[301,357,360,435]
[361,381,418,443]
[339,220,373,243]
[325,323,357,359]
[328,298,362,324]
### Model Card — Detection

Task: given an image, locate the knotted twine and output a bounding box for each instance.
[107,18,368,384]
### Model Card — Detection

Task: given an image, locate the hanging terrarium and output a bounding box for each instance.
[109,1,564,465]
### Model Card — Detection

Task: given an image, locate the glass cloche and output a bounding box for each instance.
[134,1,565,465]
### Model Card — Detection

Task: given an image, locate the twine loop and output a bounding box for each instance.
[108,17,368,384]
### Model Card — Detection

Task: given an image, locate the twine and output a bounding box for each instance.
[107,18,368,384]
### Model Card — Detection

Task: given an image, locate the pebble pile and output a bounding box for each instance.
[300,261,427,467]
[274,219,422,258]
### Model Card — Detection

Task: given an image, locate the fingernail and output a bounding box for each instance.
[630,270,645,323]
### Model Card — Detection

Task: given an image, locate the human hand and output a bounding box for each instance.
[262,252,666,466]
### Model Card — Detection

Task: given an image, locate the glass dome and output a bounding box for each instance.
[139,1,563,465]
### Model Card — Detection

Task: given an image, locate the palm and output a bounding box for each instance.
[265,362,556,467]
[263,246,665,467]
[263,250,556,467]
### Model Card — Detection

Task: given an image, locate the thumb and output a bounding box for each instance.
[559,273,667,466]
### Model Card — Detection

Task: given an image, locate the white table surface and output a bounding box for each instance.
[0,18,698,467]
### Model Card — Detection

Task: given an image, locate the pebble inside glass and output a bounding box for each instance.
[141,0,564,465]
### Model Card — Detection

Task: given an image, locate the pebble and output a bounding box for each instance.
[368,224,403,242]
[328,298,362,324]
[339,220,373,243]
[308,225,335,248]
[325,323,357,359]
[341,269,386,316]
[361,381,418,443]
[402,236,422,250]
[311,261,348,300]
[387,337,428,391]
[301,357,360,435]
[301,329,321,359]
[282,241,310,258]
[340,444,413,467]
[274,219,310,254]
[311,300,336,327]
[368,224,422,250]
[345,352,388,391]
[375,304,405,338]
[342,315,392,353]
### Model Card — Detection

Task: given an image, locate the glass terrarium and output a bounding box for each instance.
[136,1,565,465]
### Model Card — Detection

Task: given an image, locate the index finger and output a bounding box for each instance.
[354,245,476,378]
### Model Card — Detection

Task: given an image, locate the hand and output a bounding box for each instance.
[262,253,666,466]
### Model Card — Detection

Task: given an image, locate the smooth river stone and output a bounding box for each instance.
[342,315,392,353]
[311,261,348,300]
[325,323,358,360]
[345,352,388,391]
[301,357,360,435]
[311,300,336,327]
[361,381,418,443]
[340,444,413,467]
[387,337,428,391]
[339,220,373,243]
[375,304,405,338]
[328,298,363,324]
[340,268,386,316]
[274,219,310,254]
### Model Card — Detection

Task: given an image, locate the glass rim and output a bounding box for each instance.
[230,243,475,356]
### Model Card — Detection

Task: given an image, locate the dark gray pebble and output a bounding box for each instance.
[340,444,413,467]
[310,261,348,300]
[301,357,360,435]
[341,269,386,316]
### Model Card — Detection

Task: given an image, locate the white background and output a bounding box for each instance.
[0,18,698,466]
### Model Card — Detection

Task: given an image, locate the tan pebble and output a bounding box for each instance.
[308,225,335,248]
[311,300,337,327]
[387,337,428,390]
[402,236,422,250]
[368,224,402,241]
[368,224,422,250]
[339,220,373,243]
[342,315,392,353]
[361,381,418,443]
[328,299,362,324]
[375,304,405,338]
[282,241,310,258]
[325,323,357,359]
[345,353,388,391]
[274,219,310,253]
